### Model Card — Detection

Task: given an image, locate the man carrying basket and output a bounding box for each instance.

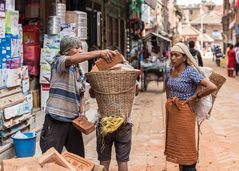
[40,36,116,157]
[88,58,140,171]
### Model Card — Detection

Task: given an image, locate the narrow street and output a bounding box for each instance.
[84,57,239,171]
[1,1,237,171]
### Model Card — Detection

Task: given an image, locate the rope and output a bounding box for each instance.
[92,85,136,95]
[197,122,202,163]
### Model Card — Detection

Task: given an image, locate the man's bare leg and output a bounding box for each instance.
[117,161,128,171]
[100,160,110,171]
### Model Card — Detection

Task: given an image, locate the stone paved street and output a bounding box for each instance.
[84,57,239,171]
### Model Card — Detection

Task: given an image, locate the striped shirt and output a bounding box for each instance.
[45,55,86,122]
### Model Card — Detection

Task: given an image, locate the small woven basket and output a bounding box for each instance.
[86,70,140,119]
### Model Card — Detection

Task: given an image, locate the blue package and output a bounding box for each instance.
[5,34,12,59]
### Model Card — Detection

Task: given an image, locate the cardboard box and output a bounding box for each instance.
[5,68,21,88]
[0,86,21,98]
[60,23,76,37]
[5,10,19,36]
[3,101,31,120]
[0,18,5,38]
[0,38,7,69]
[40,48,58,65]
[11,34,19,58]
[22,78,30,94]
[3,113,31,129]
[0,69,7,88]
[41,84,50,111]
[43,34,61,50]
[0,92,25,109]
[2,93,31,119]
[24,93,33,112]
[6,0,15,11]
[40,63,51,84]
[18,24,23,61]
[5,34,11,59]
[6,57,21,69]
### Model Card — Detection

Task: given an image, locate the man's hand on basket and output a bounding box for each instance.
[99,49,116,63]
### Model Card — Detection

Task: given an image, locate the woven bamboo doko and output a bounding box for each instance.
[208,71,226,114]
[86,70,140,119]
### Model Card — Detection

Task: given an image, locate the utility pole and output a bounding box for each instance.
[200,2,204,51]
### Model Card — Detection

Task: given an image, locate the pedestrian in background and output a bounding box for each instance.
[188,40,203,66]
[227,44,236,77]
[40,36,115,157]
[164,42,217,171]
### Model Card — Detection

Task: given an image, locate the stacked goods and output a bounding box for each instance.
[0,67,33,146]
[86,52,140,135]
[65,11,87,39]
[47,16,61,35]
[0,2,34,146]
[40,34,61,110]
[53,3,66,25]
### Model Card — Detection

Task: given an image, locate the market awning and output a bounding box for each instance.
[202,33,214,42]
[143,32,171,42]
[181,24,199,36]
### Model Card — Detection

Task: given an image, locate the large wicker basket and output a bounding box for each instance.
[86,70,140,119]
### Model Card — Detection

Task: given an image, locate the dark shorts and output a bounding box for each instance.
[96,122,133,162]
[40,114,85,157]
